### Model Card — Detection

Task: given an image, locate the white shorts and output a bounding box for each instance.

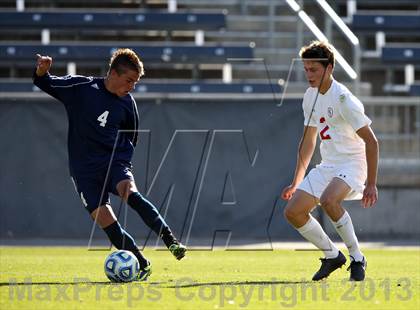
[297,161,367,200]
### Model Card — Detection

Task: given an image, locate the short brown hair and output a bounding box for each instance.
[109,48,145,77]
[299,41,335,68]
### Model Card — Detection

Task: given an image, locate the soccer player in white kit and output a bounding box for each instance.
[281,41,379,281]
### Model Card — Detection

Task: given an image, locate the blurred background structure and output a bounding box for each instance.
[0,0,419,245]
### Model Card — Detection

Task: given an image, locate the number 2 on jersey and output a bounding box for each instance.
[97,110,109,127]
[319,117,331,140]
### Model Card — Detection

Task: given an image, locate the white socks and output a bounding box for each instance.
[295,211,364,262]
[297,215,339,259]
[331,211,364,262]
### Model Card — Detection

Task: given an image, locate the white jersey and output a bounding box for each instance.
[302,79,371,164]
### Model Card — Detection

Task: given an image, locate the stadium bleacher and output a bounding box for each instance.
[349,0,420,11]
[2,0,169,10]
[0,6,257,87]
[0,80,282,94]
[0,11,226,31]
[0,43,254,64]
[350,8,420,95]
[0,0,419,98]
[381,45,420,63]
[409,83,420,96]
[352,12,420,33]
[343,1,419,165]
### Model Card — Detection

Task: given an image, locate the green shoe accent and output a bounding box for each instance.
[136,264,152,281]
[169,243,187,260]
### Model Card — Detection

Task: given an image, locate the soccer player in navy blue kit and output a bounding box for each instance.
[33,48,186,281]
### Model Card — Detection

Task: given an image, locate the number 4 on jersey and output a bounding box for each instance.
[97,110,109,127]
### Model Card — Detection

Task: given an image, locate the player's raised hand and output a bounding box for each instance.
[281,184,296,201]
[361,184,378,208]
[35,54,52,76]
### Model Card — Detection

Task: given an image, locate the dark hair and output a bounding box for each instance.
[299,41,335,68]
[109,48,145,76]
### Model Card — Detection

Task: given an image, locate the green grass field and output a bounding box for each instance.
[1,247,419,309]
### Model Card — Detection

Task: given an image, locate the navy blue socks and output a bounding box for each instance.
[127,192,177,248]
[103,221,149,269]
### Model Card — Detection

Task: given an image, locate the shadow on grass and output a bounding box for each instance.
[0,281,165,286]
[0,279,311,288]
[164,279,312,288]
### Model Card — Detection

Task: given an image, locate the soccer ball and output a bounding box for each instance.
[104,250,140,283]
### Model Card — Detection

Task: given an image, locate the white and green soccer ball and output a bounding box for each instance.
[104,250,140,283]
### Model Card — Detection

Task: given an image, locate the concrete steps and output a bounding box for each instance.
[227,15,301,32]
[205,31,313,49]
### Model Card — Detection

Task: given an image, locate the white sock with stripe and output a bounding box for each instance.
[297,215,339,259]
[331,211,364,262]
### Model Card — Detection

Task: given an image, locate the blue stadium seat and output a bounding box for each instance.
[134,82,282,94]
[409,83,420,96]
[0,44,254,64]
[352,13,420,32]
[0,11,226,31]
[0,81,282,94]
[381,46,420,63]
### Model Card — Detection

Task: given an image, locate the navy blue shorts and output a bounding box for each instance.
[71,163,134,213]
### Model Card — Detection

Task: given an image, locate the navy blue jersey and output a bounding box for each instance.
[33,72,139,177]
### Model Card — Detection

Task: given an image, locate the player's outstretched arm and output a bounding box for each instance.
[357,125,379,208]
[33,54,92,104]
[281,126,317,200]
[35,54,52,77]
[33,53,64,101]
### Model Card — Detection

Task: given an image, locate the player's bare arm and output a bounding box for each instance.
[281,125,318,200]
[356,125,379,208]
[35,54,52,77]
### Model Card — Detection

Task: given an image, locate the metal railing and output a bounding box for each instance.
[284,0,361,95]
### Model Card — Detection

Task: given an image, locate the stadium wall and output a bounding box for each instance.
[0,98,419,245]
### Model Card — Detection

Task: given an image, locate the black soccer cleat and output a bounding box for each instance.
[348,256,367,281]
[312,251,347,281]
[169,243,187,260]
[136,263,152,282]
